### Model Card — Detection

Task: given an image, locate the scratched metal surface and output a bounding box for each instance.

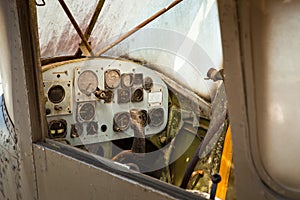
[0,1,40,199]
[0,95,22,200]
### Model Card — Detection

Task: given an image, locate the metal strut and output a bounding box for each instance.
[94,0,183,57]
[58,0,94,55]
[36,0,46,6]
[75,0,106,56]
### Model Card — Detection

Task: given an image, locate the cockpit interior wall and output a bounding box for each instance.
[0,1,16,123]
[37,0,222,101]
[0,1,42,199]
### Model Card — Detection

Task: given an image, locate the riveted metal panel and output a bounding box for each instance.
[0,0,45,199]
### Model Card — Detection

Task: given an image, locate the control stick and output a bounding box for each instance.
[209,173,222,200]
[130,109,147,154]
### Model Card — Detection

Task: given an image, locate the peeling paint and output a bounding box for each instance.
[0,95,22,200]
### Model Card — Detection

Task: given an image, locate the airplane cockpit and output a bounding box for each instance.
[37,0,232,199]
[2,0,300,199]
[0,0,237,199]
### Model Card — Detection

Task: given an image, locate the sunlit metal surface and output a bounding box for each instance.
[219,0,300,199]
[250,0,300,194]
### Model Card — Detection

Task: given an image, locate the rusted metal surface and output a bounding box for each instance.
[37,0,98,57]
[58,0,93,54]
[75,0,105,56]
[0,97,17,155]
[0,94,36,200]
[0,0,46,199]
[179,82,227,189]
[0,96,21,200]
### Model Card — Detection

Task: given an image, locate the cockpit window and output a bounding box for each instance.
[37,0,233,199]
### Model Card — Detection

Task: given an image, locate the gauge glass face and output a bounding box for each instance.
[48,119,67,138]
[48,85,65,104]
[149,108,164,127]
[87,121,98,135]
[78,102,95,122]
[71,123,83,138]
[105,70,120,89]
[78,70,98,96]
[131,88,143,102]
[113,112,130,132]
[117,89,130,104]
[121,73,133,88]
[143,76,153,91]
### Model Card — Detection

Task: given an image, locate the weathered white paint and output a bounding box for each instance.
[254,0,300,191]
[0,1,38,199]
[0,2,15,121]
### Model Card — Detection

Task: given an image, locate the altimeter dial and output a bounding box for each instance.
[77,70,98,96]
[105,69,121,89]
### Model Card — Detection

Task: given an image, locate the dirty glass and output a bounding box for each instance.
[37,0,233,199]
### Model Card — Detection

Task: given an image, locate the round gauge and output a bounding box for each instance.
[70,123,83,138]
[48,119,67,138]
[48,85,65,104]
[78,102,95,122]
[113,112,130,132]
[77,70,98,96]
[105,69,121,89]
[143,77,153,91]
[121,73,133,88]
[149,108,164,127]
[131,88,143,102]
[87,121,98,135]
[117,89,130,104]
[139,110,148,127]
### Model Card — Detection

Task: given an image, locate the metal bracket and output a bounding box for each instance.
[35,0,46,6]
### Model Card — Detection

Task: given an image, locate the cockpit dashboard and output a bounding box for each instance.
[43,58,168,146]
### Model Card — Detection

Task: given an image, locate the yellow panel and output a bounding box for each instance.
[216,126,232,200]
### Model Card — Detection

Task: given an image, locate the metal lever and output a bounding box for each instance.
[130,109,147,154]
[210,173,222,200]
[36,0,46,6]
[205,68,224,82]
[94,87,113,103]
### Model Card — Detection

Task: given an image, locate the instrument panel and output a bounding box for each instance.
[43,58,168,146]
